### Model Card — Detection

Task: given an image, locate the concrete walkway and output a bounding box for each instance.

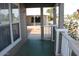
[27,26,51,40]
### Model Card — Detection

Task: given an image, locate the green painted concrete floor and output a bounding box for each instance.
[14,39,55,56]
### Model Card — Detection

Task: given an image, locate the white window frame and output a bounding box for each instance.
[0,3,21,56]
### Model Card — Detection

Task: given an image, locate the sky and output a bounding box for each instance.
[64,1,79,15]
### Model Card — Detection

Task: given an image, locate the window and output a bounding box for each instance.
[0,3,11,51]
[31,17,34,23]
[11,4,20,41]
[35,16,40,23]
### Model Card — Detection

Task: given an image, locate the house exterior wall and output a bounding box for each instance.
[26,16,32,25]
[26,15,48,26]
[43,15,48,25]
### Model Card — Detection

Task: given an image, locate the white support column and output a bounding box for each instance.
[9,3,14,43]
[51,6,56,41]
[18,4,22,41]
[41,7,44,40]
[34,16,35,26]
[55,29,59,55]
[55,3,64,55]
[55,29,68,55]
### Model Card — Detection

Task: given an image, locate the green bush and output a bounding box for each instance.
[64,20,79,40]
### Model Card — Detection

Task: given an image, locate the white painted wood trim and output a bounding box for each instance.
[61,30,79,56]
[55,31,59,55]
[18,3,22,40]
[69,47,72,56]
[55,28,68,55]
[62,33,79,56]
[9,3,14,43]
[0,3,22,56]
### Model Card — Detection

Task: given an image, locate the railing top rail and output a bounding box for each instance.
[61,31,79,56]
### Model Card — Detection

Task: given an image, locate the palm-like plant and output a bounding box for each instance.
[46,8,53,21]
[65,11,79,40]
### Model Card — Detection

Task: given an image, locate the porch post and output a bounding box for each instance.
[41,7,44,40]
[9,3,14,43]
[52,5,57,55]
[53,7,56,25]
[34,16,36,25]
[52,6,56,41]
[58,3,64,54]
[19,4,27,40]
[58,3,64,28]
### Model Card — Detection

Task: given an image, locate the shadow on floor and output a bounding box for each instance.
[14,39,55,56]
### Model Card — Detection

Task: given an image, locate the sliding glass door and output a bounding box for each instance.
[0,3,11,51]
[0,3,20,52]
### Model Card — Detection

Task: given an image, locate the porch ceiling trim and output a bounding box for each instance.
[23,3,58,8]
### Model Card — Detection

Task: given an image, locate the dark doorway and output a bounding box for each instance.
[35,16,41,23]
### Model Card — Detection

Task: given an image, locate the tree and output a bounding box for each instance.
[67,11,79,20]
[72,12,79,20]
[65,11,79,40]
[46,8,53,21]
[67,14,72,20]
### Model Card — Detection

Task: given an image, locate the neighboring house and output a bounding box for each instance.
[26,15,49,26]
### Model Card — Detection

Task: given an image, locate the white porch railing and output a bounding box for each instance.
[27,25,55,41]
[61,32,71,56]
[55,28,79,56]
[44,25,57,41]
[43,25,54,41]
[55,28,68,55]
